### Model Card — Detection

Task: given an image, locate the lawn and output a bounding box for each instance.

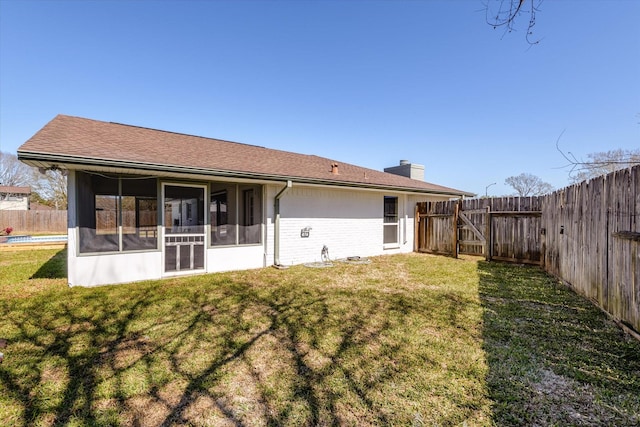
[0,249,638,426]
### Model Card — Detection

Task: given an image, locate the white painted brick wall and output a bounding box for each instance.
[265,185,446,266]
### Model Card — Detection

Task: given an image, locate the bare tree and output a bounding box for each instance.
[505,173,553,196]
[31,168,68,209]
[485,0,543,45]
[556,134,640,182]
[0,151,32,187]
[566,149,640,183]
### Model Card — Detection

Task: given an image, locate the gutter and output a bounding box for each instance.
[273,180,292,268]
[17,151,473,198]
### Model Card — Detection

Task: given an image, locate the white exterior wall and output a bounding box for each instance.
[68,237,265,287]
[278,186,383,265]
[207,245,266,272]
[66,172,452,287]
[0,198,29,210]
[68,240,163,286]
[265,184,448,266]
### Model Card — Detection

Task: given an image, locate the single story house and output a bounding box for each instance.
[18,115,473,287]
[0,186,31,210]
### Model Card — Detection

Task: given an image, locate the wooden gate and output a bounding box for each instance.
[416,197,543,265]
[415,200,458,256]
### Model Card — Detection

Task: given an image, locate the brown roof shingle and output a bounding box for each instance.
[18,115,473,196]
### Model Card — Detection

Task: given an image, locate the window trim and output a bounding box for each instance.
[383,195,400,249]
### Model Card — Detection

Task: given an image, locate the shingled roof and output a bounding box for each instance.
[18,115,473,197]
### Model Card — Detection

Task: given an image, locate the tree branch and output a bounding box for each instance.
[485,0,543,45]
[555,132,640,182]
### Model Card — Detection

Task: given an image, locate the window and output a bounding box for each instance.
[383,196,399,246]
[239,185,261,244]
[122,178,158,251]
[77,172,158,253]
[210,184,236,245]
[210,183,262,246]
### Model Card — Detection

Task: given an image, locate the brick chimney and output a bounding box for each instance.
[330,162,339,175]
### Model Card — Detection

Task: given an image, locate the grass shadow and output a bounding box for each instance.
[30,248,67,279]
[478,260,640,425]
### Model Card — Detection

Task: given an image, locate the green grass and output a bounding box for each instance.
[0,249,638,426]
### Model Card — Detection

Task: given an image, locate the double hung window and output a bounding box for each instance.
[383,196,399,246]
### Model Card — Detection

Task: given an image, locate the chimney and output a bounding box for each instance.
[330,162,339,175]
[384,160,424,181]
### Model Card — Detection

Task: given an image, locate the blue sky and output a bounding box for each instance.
[1,0,638,196]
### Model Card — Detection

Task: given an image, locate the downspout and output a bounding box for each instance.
[274,180,292,267]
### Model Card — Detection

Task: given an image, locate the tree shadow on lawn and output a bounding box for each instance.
[478,261,640,426]
[155,287,400,427]
[0,264,487,426]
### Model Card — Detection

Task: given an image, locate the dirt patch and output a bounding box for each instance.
[525,368,616,426]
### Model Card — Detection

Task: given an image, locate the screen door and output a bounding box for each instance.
[163,184,205,273]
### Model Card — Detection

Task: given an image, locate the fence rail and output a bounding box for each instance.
[0,210,67,234]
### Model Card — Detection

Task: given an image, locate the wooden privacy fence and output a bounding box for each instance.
[416,196,543,264]
[0,210,67,234]
[416,165,640,337]
[542,166,639,338]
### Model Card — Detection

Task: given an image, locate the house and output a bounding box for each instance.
[18,115,473,287]
[0,186,31,210]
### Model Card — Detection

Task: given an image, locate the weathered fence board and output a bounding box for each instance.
[416,200,457,256]
[490,211,542,265]
[499,168,637,335]
[486,197,542,264]
[0,210,67,233]
[542,166,639,336]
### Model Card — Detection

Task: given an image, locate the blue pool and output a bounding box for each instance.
[3,235,68,244]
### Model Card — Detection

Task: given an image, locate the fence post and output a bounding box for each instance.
[485,206,492,261]
[453,200,459,258]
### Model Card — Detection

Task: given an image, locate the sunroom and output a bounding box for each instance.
[72,170,265,279]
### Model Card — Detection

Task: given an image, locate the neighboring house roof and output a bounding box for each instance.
[0,186,31,195]
[18,115,474,197]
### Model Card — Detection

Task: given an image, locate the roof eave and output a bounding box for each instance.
[18,151,474,198]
